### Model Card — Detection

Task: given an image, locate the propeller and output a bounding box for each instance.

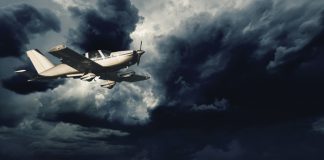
[136,41,145,66]
[140,41,142,50]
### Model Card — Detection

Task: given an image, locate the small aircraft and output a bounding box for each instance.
[16,42,149,89]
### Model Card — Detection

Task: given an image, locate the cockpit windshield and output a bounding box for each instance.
[100,50,111,57]
[83,50,112,60]
[88,51,102,60]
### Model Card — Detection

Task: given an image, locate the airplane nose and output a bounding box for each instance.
[134,50,145,66]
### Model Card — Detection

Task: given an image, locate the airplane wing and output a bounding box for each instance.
[48,45,104,73]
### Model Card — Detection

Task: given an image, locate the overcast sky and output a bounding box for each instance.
[1,0,324,159]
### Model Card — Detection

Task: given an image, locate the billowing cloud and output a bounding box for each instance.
[2,71,64,95]
[313,117,324,133]
[191,98,229,111]
[0,4,60,57]
[192,142,243,160]
[36,79,158,126]
[1,0,141,95]
[0,120,133,160]
[0,3,63,126]
[0,87,40,127]
[32,0,160,127]
[68,0,141,51]
[0,0,158,127]
[1,0,324,159]
[152,0,324,121]
[0,4,63,94]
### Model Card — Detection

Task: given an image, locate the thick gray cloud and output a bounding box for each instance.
[68,0,140,51]
[192,141,243,160]
[0,4,60,57]
[0,0,157,129]
[0,3,63,126]
[1,0,324,159]
[35,79,157,126]
[313,117,324,133]
[153,0,324,108]
[0,87,40,127]
[130,0,324,158]
[0,120,132,160]
[0,3,63,94]
[191,98,229,111]
[1,69,64,95]
[30,0,159,127]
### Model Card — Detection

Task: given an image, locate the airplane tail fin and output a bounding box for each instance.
[26,49,55,74]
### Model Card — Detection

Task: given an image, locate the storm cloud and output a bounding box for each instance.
[68,0,140,51]
[2,74,64,95]
[1,0,324,159]
[0,4,60,57]
[154,0,324,122]
[1,0,141,95]
[0,4,63,94]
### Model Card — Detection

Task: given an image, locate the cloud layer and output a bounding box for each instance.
[154,0,324,120]
[1,0,324,159]
[0,4,63,94]
[68,0,140,51]
[0,4,60,57]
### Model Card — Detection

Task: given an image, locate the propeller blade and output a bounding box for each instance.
[137,55,141,66]
[136,41,143,65]
[140,41,142,50]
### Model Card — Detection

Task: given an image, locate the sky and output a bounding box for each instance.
[1,0,324,159]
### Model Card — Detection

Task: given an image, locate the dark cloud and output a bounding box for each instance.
[0,3,63,128]
[2,0,324,160]
[68,0,141,51]
[0,4,63,94]
[1,60,64,95]
[2,74,64,95]
[126,1,324,158]
[154,0,324,122]
[190,98,229,111]
[2,116,324,160]
[192,142,243,160]
[0,86,39,127]
[0,121,134,160]
[115,118,324,160]
[0,4,60,57]
[0,107,26,127]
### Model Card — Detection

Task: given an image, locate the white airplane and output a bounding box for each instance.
[16,42,149,89]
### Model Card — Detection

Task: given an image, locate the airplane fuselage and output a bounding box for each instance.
[39,50,136,77]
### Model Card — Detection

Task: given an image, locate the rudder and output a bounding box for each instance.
[26,49,54,74]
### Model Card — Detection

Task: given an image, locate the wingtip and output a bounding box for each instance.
[49,44,66,52]
[26,49,44,56]
[26,49,37,55]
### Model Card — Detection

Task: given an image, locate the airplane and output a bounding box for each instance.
[15,42,149,89]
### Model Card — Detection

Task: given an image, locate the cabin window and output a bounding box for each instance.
[88,51,102,60]
[83,53,89,58]
[101,50,111,57]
